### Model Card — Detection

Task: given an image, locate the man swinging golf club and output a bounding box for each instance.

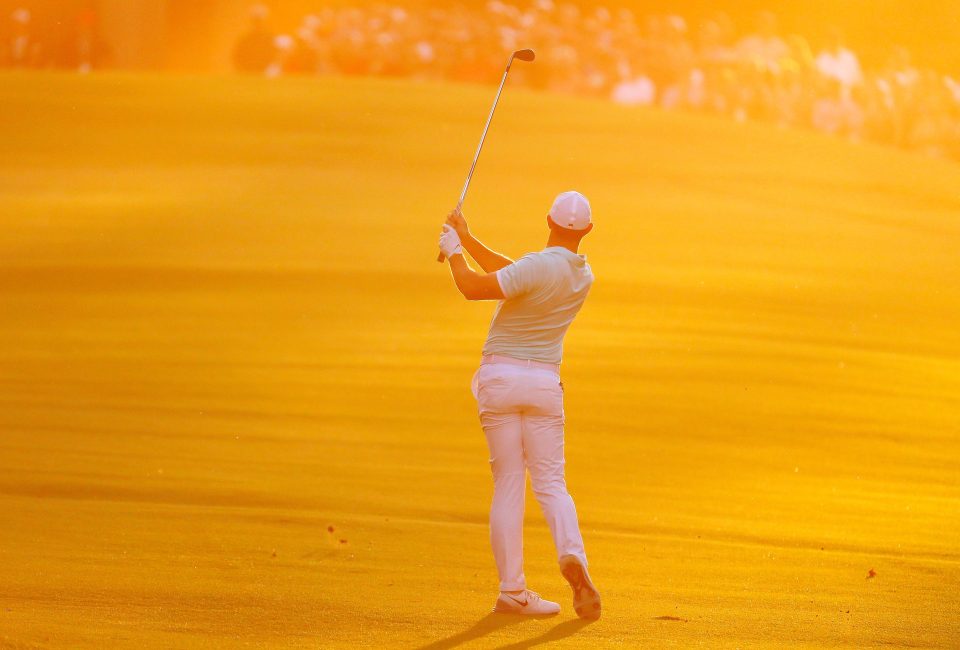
[438,191,601,619]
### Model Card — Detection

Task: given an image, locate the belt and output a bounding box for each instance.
[481,353,560,374]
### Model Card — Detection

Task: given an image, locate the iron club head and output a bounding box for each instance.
[513,48,536,62]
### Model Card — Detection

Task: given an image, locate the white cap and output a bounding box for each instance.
[548,190,591,230]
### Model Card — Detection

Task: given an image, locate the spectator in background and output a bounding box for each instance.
[774,35,818,128]
[611,65,656,106]
[730,12,790,122]
[944,75,960,107]
[812,75,864,139]
[408,21,439,82]
[284,15,323,75]
[329,8,369,76]
[3,8,42,68]
[815,27,862,98]
[877,46,922,145]
[737,11,789,73]
[636,15,667,102]
[368,8,409,78]
[692,15,737,114]
[64,8,110,73]
[656,15,696,109]
[907,71,955,157]
[266,34,293,78]
[810,28,863,139]
[888,45,920,89]
[576,6,618,96]
[233,4,276,74]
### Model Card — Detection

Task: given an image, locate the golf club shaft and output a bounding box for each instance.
[437,58,514,263]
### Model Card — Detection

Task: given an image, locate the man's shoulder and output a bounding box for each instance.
[496,250,561,296]
[510,250,552,268]
[523,249,572,270]
[504,248,590,275]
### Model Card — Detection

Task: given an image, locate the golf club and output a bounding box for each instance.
[437,48,536,262]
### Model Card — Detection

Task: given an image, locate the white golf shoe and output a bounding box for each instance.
[493,590,561,616]
[559,555,601,619]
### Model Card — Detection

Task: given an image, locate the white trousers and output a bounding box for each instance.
[472,362,588,591]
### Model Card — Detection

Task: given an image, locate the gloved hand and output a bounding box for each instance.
[439,224,463,258]
[445,208,470,239]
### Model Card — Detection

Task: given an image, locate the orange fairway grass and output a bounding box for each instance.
[0,72,958,648]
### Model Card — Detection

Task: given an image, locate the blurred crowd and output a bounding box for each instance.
[232,2,960,161]
[4,3,960,161]
[1,7,109,72]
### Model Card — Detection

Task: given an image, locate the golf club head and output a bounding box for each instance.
[513,48,536,62]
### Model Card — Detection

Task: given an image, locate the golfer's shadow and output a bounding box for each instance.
[416,613,593,650]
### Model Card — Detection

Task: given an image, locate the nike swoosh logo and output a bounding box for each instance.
[505,595,528,607]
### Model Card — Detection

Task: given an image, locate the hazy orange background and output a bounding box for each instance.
[1,1,958,648]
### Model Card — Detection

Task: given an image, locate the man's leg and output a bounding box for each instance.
[522,410,587,566]
[480,410,526,592]
[523,392,600,619]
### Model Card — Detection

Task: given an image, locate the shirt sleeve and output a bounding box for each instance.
[496,254,545,299]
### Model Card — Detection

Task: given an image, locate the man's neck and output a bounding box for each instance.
[546,234,580,254]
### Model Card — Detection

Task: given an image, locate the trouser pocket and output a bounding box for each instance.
[471,367,481,401]
[476,365,517,415]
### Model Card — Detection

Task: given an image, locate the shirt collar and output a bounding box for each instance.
[543,246,587,263]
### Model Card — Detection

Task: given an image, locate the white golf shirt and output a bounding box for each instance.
[482,246,593,364]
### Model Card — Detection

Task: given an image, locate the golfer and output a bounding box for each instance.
[437,190,601,619]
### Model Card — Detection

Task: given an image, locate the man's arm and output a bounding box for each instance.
[445,210,513,273]
[447,253,506,301]
[461,233,514,273]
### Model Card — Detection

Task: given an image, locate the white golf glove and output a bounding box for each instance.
[439,224,463,258]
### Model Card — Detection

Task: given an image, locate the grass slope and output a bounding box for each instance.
[0,72,958,648]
